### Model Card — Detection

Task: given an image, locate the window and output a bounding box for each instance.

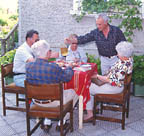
[70,0,82,15]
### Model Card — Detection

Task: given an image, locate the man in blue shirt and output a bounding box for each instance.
[26,40,78,132]
[65,13,126,75]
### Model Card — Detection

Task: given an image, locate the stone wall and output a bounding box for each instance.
[19,0,144,57]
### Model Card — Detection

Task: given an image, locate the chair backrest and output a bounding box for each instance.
[24,80,63,101]
[1,63,13,87]
[123,73,132,97]
[1,63,13,77]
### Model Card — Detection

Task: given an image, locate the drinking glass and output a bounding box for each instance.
[60,47,68,58]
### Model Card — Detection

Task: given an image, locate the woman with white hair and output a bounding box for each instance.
[84,41,134,122]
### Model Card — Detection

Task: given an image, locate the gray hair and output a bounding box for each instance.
[116,41,134,58]
[31,40,50,58]
[95,13,109,23]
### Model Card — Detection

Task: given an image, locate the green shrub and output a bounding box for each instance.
[0,49,16,66]
[0,18,8,26]
[132,55,144,85]
[9,15,18,21]
[0,49,16,83]
[86,53,101,74]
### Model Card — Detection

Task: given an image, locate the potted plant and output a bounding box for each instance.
[132,55,144,96]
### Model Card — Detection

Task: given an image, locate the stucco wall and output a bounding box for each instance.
[19,0,144,57]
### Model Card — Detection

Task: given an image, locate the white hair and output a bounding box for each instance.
[116,41,134,58]
[95,13,109,23]
[31,40,50,58]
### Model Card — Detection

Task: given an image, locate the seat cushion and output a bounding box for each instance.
[95,93,124,104]
[5,82,25,92]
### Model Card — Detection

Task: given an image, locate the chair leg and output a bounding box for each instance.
[122,104,126,130]
[2,92,6,116]
[93,99,96,125]
[60,118,64,136]
[26,116,31,136]
[126,97,130,118]
[70,107,73,132]
[100,102,103,114]
[16,93,19,106]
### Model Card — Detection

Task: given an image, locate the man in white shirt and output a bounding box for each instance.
[13,29,39,87]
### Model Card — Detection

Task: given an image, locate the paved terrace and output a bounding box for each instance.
[0,82,144,136]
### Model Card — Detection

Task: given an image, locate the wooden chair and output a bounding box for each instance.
[25,81,73,136]
[93,73,132,130]
[1,63,25,116]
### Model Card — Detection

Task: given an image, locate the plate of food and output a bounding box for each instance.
[80,64,91,68]
[56,61,65,67]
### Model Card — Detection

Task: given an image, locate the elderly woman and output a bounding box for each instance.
[84,41,134,122]
[66,34,87,63]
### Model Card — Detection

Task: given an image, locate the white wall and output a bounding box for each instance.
[18,0,144,57]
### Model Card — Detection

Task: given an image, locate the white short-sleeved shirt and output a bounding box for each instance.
[66,46,87,63]
[13,42,34,73]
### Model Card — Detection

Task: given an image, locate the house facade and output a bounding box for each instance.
[18,0,144,57]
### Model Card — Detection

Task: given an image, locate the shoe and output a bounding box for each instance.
[95,108,99,114]
[56,122,69,131]
[40,124,52,133]
[83,116,93,123]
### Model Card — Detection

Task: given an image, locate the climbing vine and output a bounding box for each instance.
[74,0,143,42]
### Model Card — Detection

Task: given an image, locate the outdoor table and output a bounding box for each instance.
[63,63,97,129]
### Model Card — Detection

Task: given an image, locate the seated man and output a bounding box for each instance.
[13,29,39,88]
[13,29,59,88]
[84,41,134,122]
[26,40,78,132]
[66,34,87,63]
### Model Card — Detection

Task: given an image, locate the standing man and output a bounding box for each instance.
[65,13,126,75]
[13,29,39,87]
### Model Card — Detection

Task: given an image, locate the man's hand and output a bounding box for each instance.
[64,37,78,45]
[64,38,71,45]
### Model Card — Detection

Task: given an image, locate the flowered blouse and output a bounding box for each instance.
[107,57,133,87]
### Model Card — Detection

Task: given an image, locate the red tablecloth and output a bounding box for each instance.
[64,63,97,109]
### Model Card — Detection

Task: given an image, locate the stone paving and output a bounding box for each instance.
[0,86,144,136]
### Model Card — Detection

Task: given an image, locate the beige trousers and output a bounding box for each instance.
[33,89,78,120]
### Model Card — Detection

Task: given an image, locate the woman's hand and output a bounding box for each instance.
[91,73,98,78]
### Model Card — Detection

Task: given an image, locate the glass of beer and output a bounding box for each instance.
[60,47,68,57]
